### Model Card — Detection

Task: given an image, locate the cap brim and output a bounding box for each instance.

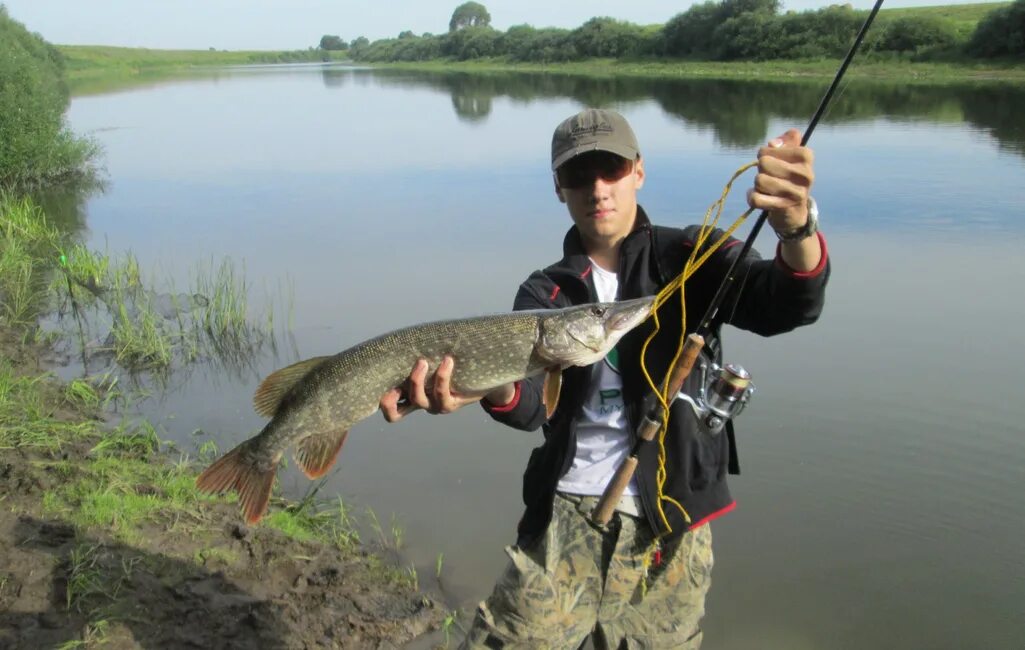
[551,141,639,171]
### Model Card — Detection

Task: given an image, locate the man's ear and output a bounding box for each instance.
[634,157,645,190]
[554,175,566,203]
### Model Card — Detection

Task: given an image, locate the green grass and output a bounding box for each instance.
[65,542,108,612]
[58,44,348,72]
[56,44,351,93]
[374,55,1025,82]
[0,359,101,452]
[0,195,64,327]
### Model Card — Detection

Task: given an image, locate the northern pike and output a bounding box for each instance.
[196,297,654,524]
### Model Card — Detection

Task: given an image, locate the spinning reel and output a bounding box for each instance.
[676,360,755,435]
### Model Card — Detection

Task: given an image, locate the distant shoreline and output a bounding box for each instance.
[58,45,1025,86]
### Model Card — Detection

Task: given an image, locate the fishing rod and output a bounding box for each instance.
[592,0,886,526]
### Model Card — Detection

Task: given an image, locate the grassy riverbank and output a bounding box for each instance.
[60,45,351,73]
[369,56,1025,82]
[0,196,443,648]
[57,45,350,94]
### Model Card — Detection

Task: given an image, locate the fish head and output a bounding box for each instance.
[537,296,654,367]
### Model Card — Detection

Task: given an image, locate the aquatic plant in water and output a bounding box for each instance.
[1,195,290,375]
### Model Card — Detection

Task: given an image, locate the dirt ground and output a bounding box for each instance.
[0,334,445,649]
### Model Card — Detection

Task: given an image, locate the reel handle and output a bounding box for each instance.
[592,333,705,525]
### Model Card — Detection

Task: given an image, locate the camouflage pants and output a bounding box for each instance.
[460,492,714,650]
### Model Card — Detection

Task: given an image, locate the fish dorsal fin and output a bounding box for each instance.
[542,366,562,419]
[253,356,331,418]
[294,429,350,479]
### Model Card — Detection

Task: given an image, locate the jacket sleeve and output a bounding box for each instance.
[480,276,552,432]
[682,227,830,337]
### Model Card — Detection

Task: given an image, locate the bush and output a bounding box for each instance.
[968,0,1025,58]
[774,5,865,59]
[441,26,500,60]
[875,15,961,55]
[0,7,97,189]
[570,17,647,58]
[713,11,785,60]
[359,34,443,61]
[500,25,577,62]
[662,2,727,57]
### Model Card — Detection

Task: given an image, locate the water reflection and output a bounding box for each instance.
[30,176,106,238]
[451,92,492,122]
[320,66,1025,153]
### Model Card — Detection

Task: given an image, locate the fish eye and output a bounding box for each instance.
[591,306,606,317]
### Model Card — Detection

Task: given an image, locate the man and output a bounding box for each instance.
[380,109,828,648]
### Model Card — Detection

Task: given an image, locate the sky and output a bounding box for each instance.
[2,0,999,50]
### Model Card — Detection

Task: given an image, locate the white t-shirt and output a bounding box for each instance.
[556,261,639,497]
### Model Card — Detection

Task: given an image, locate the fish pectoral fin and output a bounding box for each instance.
[542,366,563,420]
[253,356,332,417]
[294,429,350,480]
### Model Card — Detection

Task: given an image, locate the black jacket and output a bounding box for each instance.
[484,206,830,548]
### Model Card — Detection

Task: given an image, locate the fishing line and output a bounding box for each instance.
[635,0,887,534]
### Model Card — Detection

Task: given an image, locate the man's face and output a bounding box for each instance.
[554,151,645,251]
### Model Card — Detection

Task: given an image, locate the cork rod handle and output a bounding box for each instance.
[591,333,705,526]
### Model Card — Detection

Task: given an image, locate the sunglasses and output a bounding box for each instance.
[556,151,635,190]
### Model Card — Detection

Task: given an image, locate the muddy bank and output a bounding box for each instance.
[0,335,445,649]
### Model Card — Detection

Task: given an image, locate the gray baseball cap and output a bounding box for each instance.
[551,108,640,171]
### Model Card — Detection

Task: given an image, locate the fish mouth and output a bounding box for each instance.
[605,296,654,333]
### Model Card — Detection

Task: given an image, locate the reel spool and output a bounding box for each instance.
[676,361,755,435]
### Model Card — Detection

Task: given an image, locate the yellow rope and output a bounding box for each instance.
[638,161,757,533]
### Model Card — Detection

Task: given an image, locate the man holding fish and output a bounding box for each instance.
[380,109,828,649]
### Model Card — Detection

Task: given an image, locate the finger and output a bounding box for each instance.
[757,144,815,167]
[380,388,419,422]
[407,359,431,410]
[753,173,808,204]
[757,157,814,188]
[773,128,803,147]
[432,356,457,414]
[748,190,803,213]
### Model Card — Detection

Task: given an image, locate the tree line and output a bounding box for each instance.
[317,0,1025,64]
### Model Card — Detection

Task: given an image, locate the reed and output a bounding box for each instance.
[0,196,62,327]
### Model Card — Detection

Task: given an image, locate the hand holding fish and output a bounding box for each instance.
[379,356,507,421]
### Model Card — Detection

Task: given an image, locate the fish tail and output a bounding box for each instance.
[196,442,277,525]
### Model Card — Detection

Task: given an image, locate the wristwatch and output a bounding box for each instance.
[775,196,819,242]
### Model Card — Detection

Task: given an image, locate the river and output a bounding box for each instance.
[56,64,1025,649]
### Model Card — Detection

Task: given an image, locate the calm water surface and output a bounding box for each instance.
[59,66,1024,649]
